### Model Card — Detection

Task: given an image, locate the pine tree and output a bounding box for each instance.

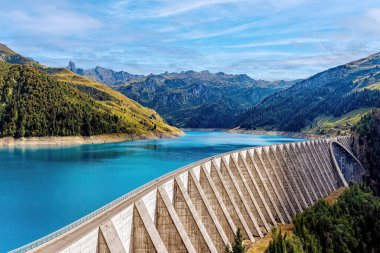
[232,228,245,253]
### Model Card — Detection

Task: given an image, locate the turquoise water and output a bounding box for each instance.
[0,131,301,252]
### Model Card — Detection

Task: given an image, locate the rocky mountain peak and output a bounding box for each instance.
[234,74,252,82]
[67,61,76,71]
[66,62,143,86]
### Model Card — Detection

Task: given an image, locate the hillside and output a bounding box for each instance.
[353,109,380,194]
[265,185,380,253]
[238,52,380,132]
[0,45,181,140]
[114,71,296,128]
[305,108,375,136]
[0,43,37,65]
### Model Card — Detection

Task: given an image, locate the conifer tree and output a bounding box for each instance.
[232,228,245,253]
[225,228,245,253]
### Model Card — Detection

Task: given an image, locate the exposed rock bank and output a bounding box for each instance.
[0,131,184,147]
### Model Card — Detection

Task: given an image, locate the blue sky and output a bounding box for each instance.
[0,0,379,80]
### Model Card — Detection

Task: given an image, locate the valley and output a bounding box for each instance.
[69,52,380,135]
[2,1,380,253]
[69,63,297,128]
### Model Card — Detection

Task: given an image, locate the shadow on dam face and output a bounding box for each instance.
[330,141,366,186]
[11,137,365,253]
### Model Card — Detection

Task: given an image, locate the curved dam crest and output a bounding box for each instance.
[12,136,362,253]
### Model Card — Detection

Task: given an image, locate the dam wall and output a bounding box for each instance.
[12,136,358,253]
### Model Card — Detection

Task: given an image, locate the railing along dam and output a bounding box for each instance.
[12,137,363,253]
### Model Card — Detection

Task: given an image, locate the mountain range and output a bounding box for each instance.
[3,42,380,137]
[0,43,181,139]
[68,63,298,128]
[70,52,380,134]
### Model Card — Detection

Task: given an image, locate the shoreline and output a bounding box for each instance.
[226,128,323,139]
[181,128,226,132]
[0,131,184,147]
[0,128,320,147]
[182,127,322,138]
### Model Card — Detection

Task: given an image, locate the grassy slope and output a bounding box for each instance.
[50,68,181,135]
[245,224,295,253]
[0,44,16,55]
[365,82,380,90]
[305,108,375,136]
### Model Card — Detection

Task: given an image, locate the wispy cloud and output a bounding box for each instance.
[181,21,258,40]
[2,4,100,35]
[225,38,329,48]
[0,0,379,80]
[148,0,239,18]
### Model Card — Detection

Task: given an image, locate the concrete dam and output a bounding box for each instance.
[12,137,365,253]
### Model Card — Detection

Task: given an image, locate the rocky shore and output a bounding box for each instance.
[0,131,184,147]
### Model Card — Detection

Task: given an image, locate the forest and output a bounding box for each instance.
[353,109,380,194]
[238,56,380,132]
[240,83,380,132]
[0,62,132,137]
[265,184,380,253]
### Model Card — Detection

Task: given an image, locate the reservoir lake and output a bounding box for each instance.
[0,131,302,252]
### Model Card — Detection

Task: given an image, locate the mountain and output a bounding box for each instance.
[0,44,181,139]
[67,61,143,86]
[0,43,37,65]
[238,52,380,134]
[115,71,297,128]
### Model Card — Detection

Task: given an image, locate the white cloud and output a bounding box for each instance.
[3,6,100,35]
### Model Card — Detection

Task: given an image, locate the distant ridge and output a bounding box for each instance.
[67,61,143,86]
